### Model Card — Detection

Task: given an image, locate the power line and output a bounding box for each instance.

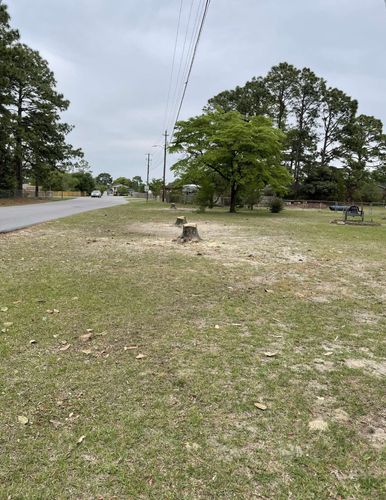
[166,0,207,135]
[169,0,212,141]
[162,0,185,133]
[167,0,196,131]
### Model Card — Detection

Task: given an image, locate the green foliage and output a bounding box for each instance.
[0,5,83,192]
[354,182,383,203]
[269,197,284,213]
[240,184,262,210]
[113,177,131,187]
[171,110,290,213]
[116,185,129,196]
[132,175,145,192]
[149,178,163,197]
[72,172,95,194]
[206,62,386,201]
[95,172,113,187]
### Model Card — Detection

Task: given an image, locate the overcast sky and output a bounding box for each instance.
[7,0,386,181]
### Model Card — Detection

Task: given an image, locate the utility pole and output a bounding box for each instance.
[162,130,168,203]
[146,153,151,202]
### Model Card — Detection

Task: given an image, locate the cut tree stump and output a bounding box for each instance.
[175,216,187,226]
[170,203,177,209]
[177,223,201,243]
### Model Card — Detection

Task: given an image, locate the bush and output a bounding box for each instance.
[269,197,284,213]
[116,185,129,196]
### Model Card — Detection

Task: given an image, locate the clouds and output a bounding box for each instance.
[7,0,386,180]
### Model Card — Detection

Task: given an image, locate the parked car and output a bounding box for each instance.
[91,190,102,198]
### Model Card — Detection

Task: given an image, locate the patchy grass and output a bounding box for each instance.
[0,202,386,498]
[0,197,73,207]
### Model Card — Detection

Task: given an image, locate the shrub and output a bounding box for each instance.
[269,197,284,213]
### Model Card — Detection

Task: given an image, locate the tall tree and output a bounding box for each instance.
[8,44,71,189]
[207,77,271,117]
[339,115,386,200]
[95,172,113,187]
[319,87,357,168]
[170,111,290,213]
[0,4,18,190]
[263,62,299,130]
[287,68,322,186]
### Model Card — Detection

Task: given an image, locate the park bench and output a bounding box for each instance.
[344,205,364,222]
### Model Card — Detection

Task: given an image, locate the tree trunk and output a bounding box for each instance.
[35,177,39,198]
[177,223,201,243]
[14,86,24,191]
[175,216,187,226]
[229,181,238,213]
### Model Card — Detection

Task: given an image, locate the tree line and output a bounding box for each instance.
[171,62,386,209]
[0,4,82,195]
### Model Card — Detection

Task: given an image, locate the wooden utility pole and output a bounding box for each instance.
[146,153,151,202]
[162,130,168,203]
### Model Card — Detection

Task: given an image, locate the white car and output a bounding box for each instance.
[91,190,102,198]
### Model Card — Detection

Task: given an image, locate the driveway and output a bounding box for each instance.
[0,196,128,233]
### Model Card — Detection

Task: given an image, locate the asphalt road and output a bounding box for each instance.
[0,196,128,233]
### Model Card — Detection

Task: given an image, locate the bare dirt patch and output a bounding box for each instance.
[345,358,386,377]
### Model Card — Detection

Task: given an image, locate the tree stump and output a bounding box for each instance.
[170,203,177,209]
[177,223,201,243]
[175,216,187,226]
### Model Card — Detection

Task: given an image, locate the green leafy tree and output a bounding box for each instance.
[170,110,290,213]
[113,177,131,187]
[72,172,95,194]
[149,178,163,197]
[319,87,357,167]
[264,62,300,130]
[116,185,129,196]
[95,172,113,187]
[339,115,386,200]
[132,175,145,192]
[0,4,19,190]
[207,77,271,118]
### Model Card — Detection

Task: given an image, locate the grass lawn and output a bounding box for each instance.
[0,201,385,498]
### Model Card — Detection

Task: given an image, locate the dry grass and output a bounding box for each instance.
[0,202,385,498]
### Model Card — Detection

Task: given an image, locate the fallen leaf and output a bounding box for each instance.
[254,403,268,411]
[17,415,29,425]
[53,309,60,314]
[136,354,146,360]
[264,289,274,294]
[1,328,6,333]
[80,333,93,342]
[72,297,79,301]
[1,307,8,312]
[214,325,220,330]
[13,300,22,305]
[29,339,37,345]
[81,349,93,355]
[59,344,71,351]
[77,435,86,445]
[264,352,278,358]
[46,309,54,314]
[124,346,139,351]
[86,328,94,333]
[3,322,13,327]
